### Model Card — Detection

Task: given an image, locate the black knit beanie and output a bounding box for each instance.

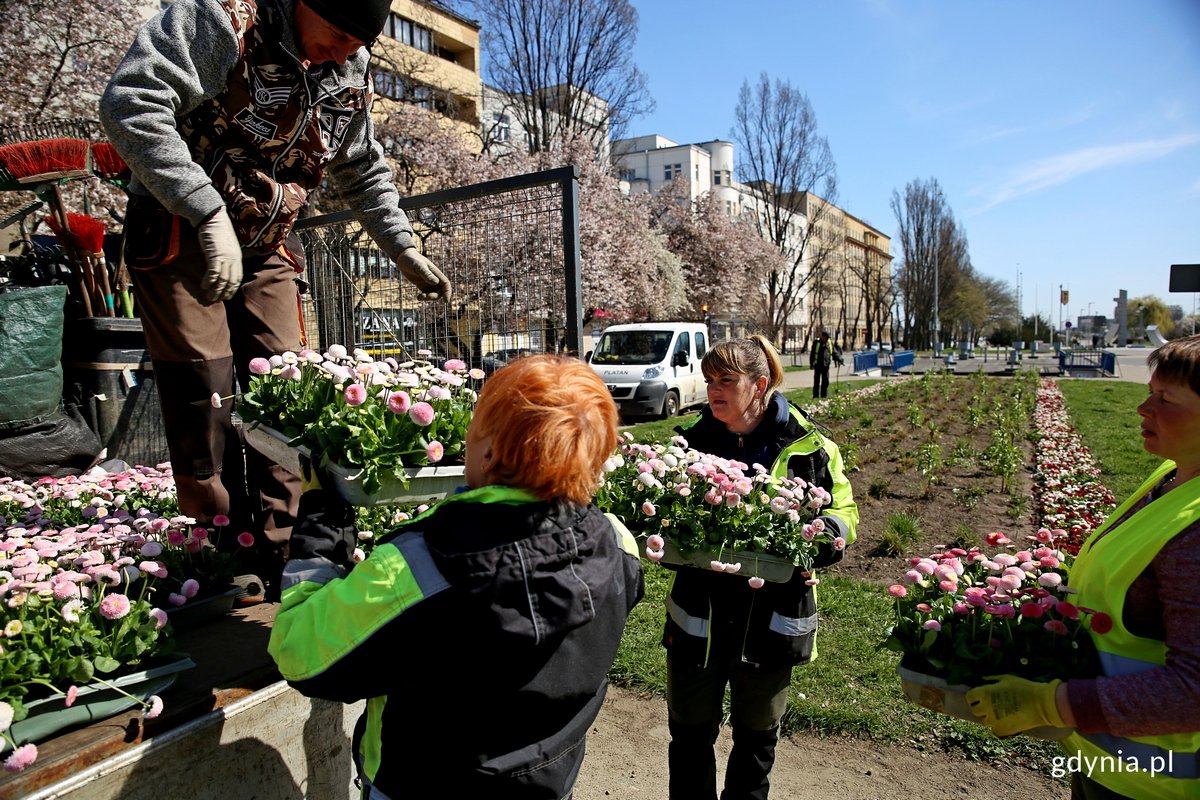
[302,0,392,45]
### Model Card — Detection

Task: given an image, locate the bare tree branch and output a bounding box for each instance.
[732,73,838,347]
[464,0,654,155]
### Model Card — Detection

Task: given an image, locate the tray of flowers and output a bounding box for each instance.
[243,424,465,506]
[0,464,254,768]
[882,529,1108,740]
[595,435,840,586]
[238,346,478,506]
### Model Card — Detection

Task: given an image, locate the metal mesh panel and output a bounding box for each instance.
[295,167,582,369]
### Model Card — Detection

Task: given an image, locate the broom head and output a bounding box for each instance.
[0,138,90,189]
[45,212,106,256]
[90,142,132,184]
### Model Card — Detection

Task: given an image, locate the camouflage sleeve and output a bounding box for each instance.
[323,76,417,259]
[99,0,243,225]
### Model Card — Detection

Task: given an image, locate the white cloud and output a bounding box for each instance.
[972,132,1200,212]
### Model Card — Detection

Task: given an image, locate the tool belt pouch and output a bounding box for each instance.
[123,193,181,270]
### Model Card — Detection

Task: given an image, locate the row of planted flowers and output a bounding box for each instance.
[0,465,253,770]
[1030,379,1117,554]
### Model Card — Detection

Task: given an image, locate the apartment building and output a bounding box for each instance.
[369,1,481,132]
[610,135,893,348]
[482,84,612,160]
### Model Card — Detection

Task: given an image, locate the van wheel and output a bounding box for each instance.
[660,391,679,419]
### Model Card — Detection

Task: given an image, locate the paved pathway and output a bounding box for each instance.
[779,346,1152,395]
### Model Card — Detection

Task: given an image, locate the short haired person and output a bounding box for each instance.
[808,330,840,399]
[968,334,1200,799]
[268,355,645,797]
[666,335,859,799]
[99,0,451,597]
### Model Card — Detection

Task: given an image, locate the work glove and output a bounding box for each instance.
[396,246,452,301]
[966,674,1067,737]
[197,207,243,303]
[291,455,357,572]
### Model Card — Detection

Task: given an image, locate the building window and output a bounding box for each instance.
[713,169,731,185]
[386,12,434,54]
[663,163,682,181]
[492,112,510,142]
[618,167,637,181]
[695,164,700,181]
[373,71,399,100]
[374,69,436,111]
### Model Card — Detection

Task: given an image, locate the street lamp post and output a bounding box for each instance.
[932,190,943,357]
[932,267,940,357]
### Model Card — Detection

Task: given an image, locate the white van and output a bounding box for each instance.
[588,322,709,418]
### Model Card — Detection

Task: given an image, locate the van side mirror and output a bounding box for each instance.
[584,350,593,362]
[672,350,689,367]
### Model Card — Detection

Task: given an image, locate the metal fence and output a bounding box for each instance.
[295,166,582,369]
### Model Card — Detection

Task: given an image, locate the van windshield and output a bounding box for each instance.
[592,331,673,365]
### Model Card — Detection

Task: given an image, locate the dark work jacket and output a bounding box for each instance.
[268,485,645,799]
[666,392,857,669]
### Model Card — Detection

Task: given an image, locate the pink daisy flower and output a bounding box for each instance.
[343,383,367,406]
[4,743,38,772]
[386,391,411,414]
[98,593,131,620]
[408,402,436,426]
[144,695,164,720]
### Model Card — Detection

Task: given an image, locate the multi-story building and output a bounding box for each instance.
[482,84,612,160]
[611,134,893,347]
[369,1,481,133]
[807,200,894,348]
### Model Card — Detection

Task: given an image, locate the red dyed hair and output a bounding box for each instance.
[470,355,619,505]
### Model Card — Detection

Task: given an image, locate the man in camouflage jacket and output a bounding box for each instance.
[99,0,450,597]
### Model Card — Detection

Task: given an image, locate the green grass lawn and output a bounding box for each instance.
[1056,380,1158,500]
[606,375,1142,765]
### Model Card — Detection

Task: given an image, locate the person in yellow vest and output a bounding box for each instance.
[967,334,1200,800]
[665,336,859,799]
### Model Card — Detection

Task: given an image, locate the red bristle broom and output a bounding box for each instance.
[66,214,115,317]
[0,138,91,189]
[44,214,106,317]
[89,143,136,316]
[89,142,132,185]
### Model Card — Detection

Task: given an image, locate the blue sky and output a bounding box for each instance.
[626,0,1200,325]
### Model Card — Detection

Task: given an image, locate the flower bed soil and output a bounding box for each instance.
[808,377,1039,584]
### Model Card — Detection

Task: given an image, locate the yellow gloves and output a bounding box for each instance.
[966,674,1066,736]
[298,456,323,493]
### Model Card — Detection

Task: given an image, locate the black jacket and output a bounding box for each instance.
[666,393,856,668]
[268,485,645,798]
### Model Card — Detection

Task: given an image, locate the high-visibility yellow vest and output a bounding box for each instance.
[1062,461,1200,799]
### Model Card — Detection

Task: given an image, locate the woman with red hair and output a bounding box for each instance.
[269,355,644,799]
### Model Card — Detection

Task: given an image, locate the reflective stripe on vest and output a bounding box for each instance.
[769,611,818,637]
[666,593,709,638]
[1062,461,1200,797]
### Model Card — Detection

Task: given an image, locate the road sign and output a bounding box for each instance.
[1065,321,1072,329]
